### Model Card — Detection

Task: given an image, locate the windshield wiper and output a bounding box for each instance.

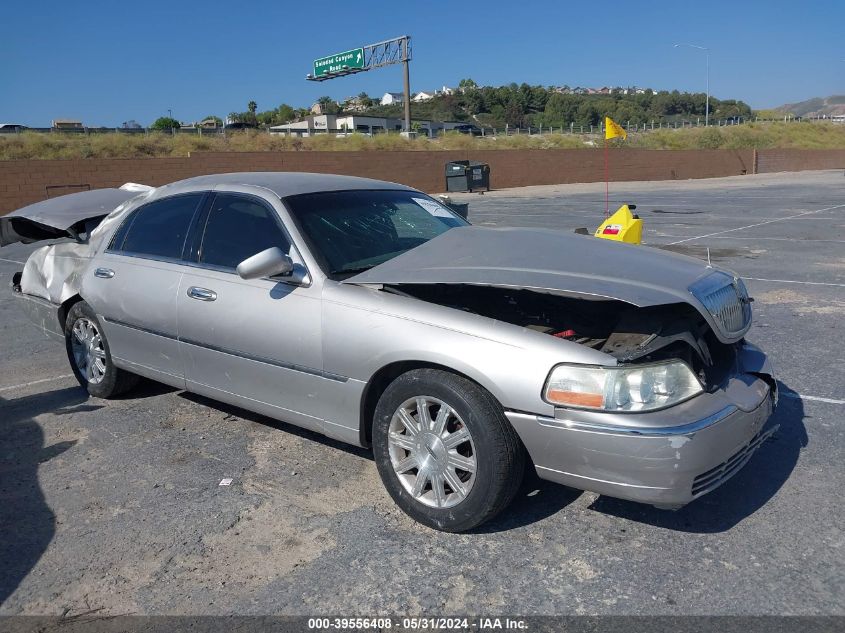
[330,266,375,276]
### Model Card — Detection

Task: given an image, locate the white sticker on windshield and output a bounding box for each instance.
[412,197,453,218]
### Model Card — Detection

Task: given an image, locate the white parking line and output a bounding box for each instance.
[0,256,25,265]
[743,277,845,288]
[782,393,845,405]
[0,374,75,393]
[655,236,845,244]
[667,203,845,245]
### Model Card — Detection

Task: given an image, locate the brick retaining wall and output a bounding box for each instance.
[756,149,845,174]
[1,148,838,215]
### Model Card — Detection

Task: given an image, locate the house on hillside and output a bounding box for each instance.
[380,92,404,105]
[343,96,369,112]
[413,86,455,102]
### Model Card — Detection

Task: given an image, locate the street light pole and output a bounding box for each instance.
[674,43,710,126]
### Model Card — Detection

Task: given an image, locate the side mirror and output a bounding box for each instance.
[236,247,294,280]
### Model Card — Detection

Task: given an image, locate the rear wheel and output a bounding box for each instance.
[64,301,139,398]
[372,368,524,532]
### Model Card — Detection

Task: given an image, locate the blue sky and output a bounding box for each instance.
[3,0,843,126]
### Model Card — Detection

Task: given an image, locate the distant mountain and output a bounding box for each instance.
[775,95,845,117]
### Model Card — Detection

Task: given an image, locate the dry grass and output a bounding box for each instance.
[1,122,844,160]
[628,122,845,150]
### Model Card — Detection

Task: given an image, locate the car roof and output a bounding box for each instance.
[163,171,416,198]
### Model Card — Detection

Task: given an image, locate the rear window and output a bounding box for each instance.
[115,194,203,259]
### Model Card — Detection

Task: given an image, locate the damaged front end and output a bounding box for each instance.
[346,224,777,508]
[381,282,747,395]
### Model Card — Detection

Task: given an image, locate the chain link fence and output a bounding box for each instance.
[0,115,840,139]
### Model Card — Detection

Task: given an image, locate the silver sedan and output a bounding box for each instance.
[4,172,777,532]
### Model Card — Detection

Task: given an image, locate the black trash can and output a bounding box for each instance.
[445,160,490,193]
[435,195,469,220]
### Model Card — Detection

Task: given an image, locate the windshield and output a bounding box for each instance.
[285,189,468,279]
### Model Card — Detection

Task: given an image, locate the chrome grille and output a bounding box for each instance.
[690,273,752,338]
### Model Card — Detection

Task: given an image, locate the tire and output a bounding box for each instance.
[372,368,525,532]
[64,301,139,398]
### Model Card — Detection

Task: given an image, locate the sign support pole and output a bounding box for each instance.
[402,37,411,133]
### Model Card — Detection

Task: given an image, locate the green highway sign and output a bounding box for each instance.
[313,48,365,77]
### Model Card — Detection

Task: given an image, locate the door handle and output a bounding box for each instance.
[187,286,217,302]
[94,267,115,279]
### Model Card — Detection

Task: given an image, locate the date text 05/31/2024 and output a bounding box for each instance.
[307,617,528,630]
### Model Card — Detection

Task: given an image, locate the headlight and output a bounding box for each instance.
[543,360,703,412]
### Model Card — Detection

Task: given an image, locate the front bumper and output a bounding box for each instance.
[506,343,778,508]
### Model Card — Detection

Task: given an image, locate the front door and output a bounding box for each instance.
[176,192,324,432]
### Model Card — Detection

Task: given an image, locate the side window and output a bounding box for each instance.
[117,194,203,259]
[199,194,290,270]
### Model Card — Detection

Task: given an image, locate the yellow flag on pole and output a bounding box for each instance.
[605,116,627,140]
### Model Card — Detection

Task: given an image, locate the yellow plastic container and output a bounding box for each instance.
[595,204,643,244]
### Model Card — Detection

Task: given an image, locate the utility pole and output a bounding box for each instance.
[674,43,710,126]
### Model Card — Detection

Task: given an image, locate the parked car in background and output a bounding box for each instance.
[223,122,258,131]
[451,123,483,136]
[3,173,777,532]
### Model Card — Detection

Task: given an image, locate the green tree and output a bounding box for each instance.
[575,101,601,126]
[317,96,340,115]
[504,98,525,127]
[458,78,478,91]
[150,116,180,130]
[247,100,257,114]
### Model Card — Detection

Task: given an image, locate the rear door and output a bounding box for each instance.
[83,193,206,387]
[176,191,324,432]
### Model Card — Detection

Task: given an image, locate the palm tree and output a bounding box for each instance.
[247,100,257,114]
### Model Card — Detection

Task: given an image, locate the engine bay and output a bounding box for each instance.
[382,284,739,391]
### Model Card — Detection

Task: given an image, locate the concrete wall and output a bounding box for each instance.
[0,148,839,216]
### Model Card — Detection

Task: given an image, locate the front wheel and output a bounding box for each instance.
[64,301,139,398]
[372,368,525,532]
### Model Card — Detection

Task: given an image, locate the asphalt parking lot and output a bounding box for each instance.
[0,170,842,617]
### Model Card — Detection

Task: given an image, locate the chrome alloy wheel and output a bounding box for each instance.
[387,396,477,509]
[70,317,107,384]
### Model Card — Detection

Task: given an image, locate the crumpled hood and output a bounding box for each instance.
[0,184,151,247]
[345,226,716,308]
